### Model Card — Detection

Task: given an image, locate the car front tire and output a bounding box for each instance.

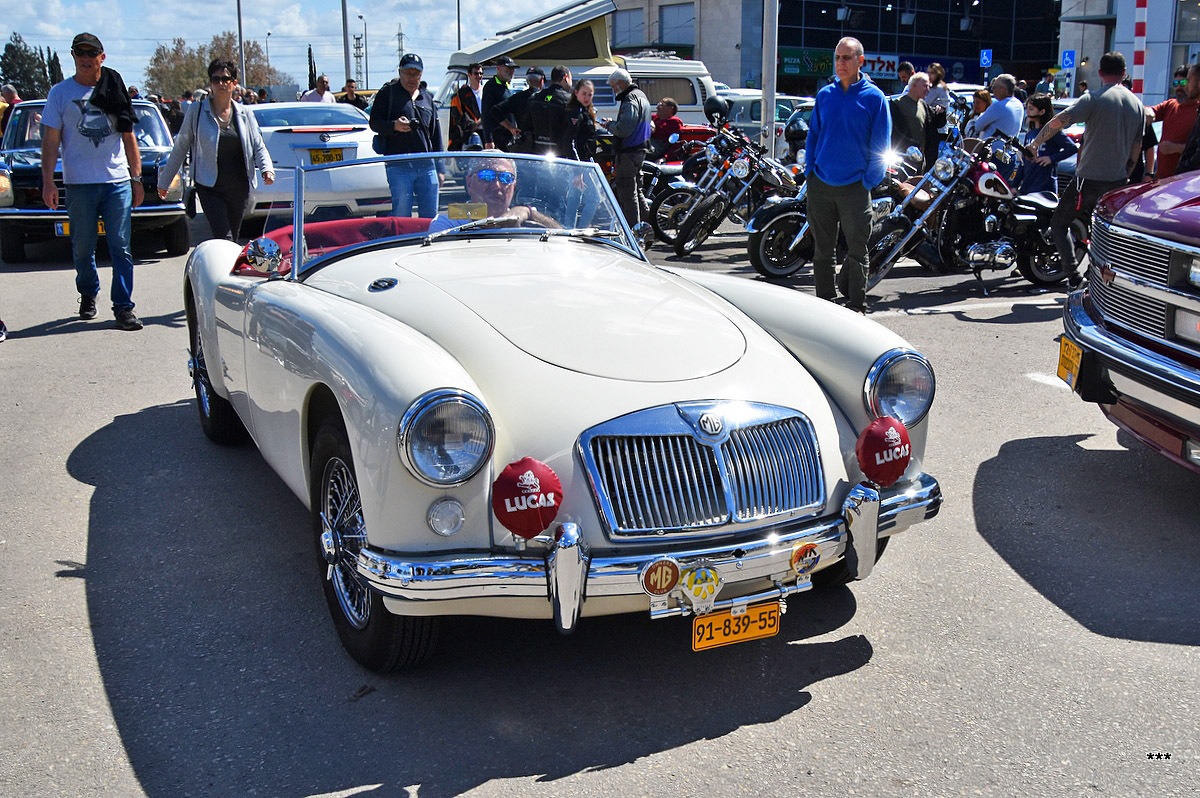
[311,420,438,673]
[188,309,248,444]
[0,223,26,264]
[164,217,190,257]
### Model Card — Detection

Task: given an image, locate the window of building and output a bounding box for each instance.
[613,9,645,47]
[659,3,695,46]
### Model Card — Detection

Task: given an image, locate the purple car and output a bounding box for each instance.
[1058,172,1200,473]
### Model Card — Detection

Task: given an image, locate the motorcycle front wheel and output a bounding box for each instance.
[675,193,729,257]
[748,206,813,279]
[866,216,913,291]
[1018,219,1089,285]
[649,186,699,246]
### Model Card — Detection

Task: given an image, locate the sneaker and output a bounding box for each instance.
[0,319,7,343]
[79,295,98,320]
[114,308,143,331]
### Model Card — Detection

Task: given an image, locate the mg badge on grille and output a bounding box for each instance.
[698,413,723,436]
[680,565,723,614]
[641,558,681,596]
[791,543,821,576]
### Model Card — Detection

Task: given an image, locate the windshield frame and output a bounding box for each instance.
[276,152,646,278]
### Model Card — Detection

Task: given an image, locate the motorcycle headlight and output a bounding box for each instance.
[706,143,721,163]
[932,157,956,182]
[0,171,12,207]
[398,389,495,486]
[731,158,751,179]
[864,349,936,427]
[795,150,806,171]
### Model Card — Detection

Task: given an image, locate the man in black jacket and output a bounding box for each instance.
[369,52,444,217]
[482,56,517,150]
[527,65,573,155]
[491,66,544,153]
[888,71,946,172]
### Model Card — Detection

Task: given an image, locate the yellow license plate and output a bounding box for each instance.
[55,221,106,236]
[692,601,780,651]
[310,148,343,164]
[1057,336,1083,389]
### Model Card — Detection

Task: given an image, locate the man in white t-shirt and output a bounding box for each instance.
[301,75,336,103]
[40,32,145,330]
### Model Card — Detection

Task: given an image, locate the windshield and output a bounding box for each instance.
[2,103,171,150]
[259,153,638,274]
[252,104,369,128]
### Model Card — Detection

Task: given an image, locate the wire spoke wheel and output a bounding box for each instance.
[322,455,371,630]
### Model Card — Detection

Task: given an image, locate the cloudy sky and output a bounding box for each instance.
[5,0,549,93]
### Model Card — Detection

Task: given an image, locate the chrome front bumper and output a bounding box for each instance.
[357,473,941,633]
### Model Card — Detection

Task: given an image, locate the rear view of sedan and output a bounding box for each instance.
[246,102,390,223]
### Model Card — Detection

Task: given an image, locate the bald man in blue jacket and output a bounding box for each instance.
[805,36,891,314]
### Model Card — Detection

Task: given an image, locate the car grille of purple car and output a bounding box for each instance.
[584,412,825,539]
[1088,214,1172,340]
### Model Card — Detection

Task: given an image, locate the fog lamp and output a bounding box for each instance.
[427,498,465,537]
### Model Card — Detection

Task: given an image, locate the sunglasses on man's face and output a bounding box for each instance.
[1174,79,1188,87]
[211,75,235,85]
[473,169,516,185]
[73,48,101,58]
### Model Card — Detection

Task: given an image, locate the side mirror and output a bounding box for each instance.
[632,222,655,251]
[668,132,680,144]
[246,237,284,276]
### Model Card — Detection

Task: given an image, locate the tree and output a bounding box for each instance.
[48,51,63,84]
[144,32,290,98]
[308,45,316,90]
[0,32,50,98]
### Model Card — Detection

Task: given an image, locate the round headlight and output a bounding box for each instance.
[731,158,751,179]
[398,390,494,486]
[706,143,721,162]
[864,349,936,427]
[932,157,956,182]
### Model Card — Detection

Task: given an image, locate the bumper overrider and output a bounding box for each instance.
[357,473,941,633]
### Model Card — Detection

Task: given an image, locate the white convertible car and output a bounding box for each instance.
[184,152,942,672]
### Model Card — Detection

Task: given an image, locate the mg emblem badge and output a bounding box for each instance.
[698,413,723,436]
[640,558,681,596]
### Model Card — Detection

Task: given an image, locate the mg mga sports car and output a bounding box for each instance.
[184,152,942,672]
[0,98,188,263]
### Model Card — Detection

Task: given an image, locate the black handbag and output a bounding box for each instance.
[185,187,197,218]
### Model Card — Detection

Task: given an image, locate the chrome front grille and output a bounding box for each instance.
[1088,214,1171,339]
[579,402,826,540]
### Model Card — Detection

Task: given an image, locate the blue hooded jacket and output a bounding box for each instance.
[806,74,891,188]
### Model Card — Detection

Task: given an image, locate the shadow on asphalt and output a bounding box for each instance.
[68,401,872,797]
[973,433,1200,646]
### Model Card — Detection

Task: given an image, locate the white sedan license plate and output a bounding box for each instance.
[1057,336,1083,389]
[692,601,780,651]
[310,148,344,165]
[56,221,106,236]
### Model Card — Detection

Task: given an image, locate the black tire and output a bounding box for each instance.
[0,224,26,264]
[866,216,913,291]
[1017,219,1087,285]
[164,217,190,257]
[747,205,812,279]
[674,193,728,257]
[812,537,890,588]
[649,186,698,245]
[311,420,438,673]
[189,310,248,445]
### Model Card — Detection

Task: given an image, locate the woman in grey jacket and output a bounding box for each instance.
[159,59,274,240]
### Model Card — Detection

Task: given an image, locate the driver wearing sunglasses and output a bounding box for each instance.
[427,155,559,233]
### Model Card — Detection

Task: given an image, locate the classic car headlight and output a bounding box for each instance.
[932,158,956,182]
[397,389,494,486]
[1188,256,1200,288]
[864,349,936,427]
[0,171,13,207]
[730,158,751,179]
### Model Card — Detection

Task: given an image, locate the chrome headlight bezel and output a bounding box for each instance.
[706,143,721,163]
[863,349,936,427]
[397,389,495,487]
[730,158,751,179]
[932,157,956,182]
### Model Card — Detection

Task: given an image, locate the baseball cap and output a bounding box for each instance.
[495,56,517,68]
[71,32,104,53]
[399,52,424,72]
[526,66,545,77]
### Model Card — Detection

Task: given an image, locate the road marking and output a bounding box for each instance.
[1026,372,1071,389]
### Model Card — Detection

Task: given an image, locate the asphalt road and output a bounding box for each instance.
[1,218,1197,797]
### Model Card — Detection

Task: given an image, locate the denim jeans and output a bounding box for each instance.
[564,182,600,228]
[67,181,135,312]
[386,160,439,218]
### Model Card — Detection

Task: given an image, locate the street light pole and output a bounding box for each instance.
[359,14,369,89]
[341,0,352,85]
[266,31,272,91]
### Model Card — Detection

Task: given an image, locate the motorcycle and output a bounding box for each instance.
[866,131,1087,294]
[745,146,926,280]
[593,126,709,219]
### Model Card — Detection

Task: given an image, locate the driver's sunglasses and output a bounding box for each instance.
[72,47,101,58]
[1174,78,1187,87]
[474,169,516,185]
[210,75,235,85]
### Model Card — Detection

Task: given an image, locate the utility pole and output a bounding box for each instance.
[340,0,351,84]
[761,0,778,151]
[396,23,405,72]
[354,34,363,84]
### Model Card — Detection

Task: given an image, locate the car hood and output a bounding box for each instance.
[5,147,172,169]
[309,238,748,382]
[1106,171,1200,246]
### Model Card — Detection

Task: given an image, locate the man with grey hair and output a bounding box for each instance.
[0,83,21,135]
[607,68,652,225]
[971,73,1023,137]
[889,71,945,170]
